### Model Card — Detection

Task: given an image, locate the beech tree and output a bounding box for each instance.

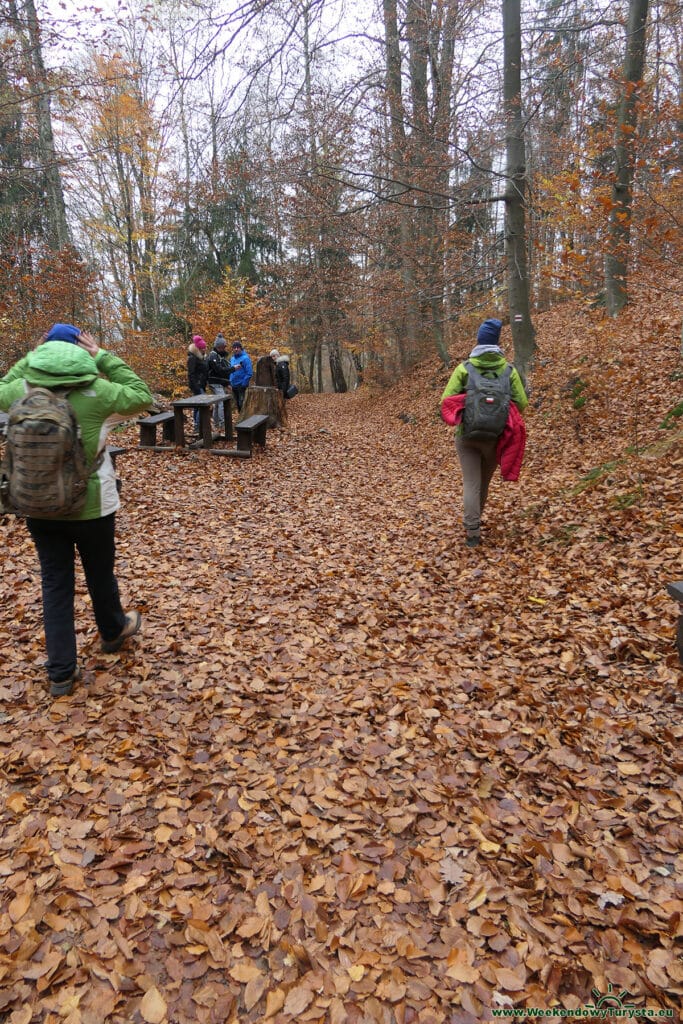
[7,0,70,251]
[1,0,680,386]
[502,0,535,374]
[380,0,460,367]
[604,0,650,316]
[69,50,168,332]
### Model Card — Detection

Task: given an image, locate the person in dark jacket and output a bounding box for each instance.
[207,335,231,431]
[273,350,290,397]
[187,335,208,429]
[229,340,253,412]
[440,318,528,548]
[254,351,277,388]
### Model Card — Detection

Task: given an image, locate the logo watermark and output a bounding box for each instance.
[490,984,674,1019]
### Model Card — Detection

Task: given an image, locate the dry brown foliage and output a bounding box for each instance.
[0,283,681,1023]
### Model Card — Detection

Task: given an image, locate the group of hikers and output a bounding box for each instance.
[0,317,526,697]
[187,333,291,432]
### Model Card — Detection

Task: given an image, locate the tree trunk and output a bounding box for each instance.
[10,0,71,251]
[383,0,420,366]
[503,0,536,376]
[302,2,347,393]
[328,339,347,393]
[605,0,649,317]
[428,2,457,366]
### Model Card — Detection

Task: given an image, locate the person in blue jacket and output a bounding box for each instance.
[229,340,253,412]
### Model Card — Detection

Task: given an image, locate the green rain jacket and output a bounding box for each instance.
[441,351,528,434]
[0,341,152,520]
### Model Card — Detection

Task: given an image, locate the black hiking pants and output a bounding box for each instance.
[27,514,127,685]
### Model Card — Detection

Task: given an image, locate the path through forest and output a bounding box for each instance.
[0,292,681,1022]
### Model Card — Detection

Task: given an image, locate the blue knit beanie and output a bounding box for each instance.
[46,323,81,344]
[476,318,502,346]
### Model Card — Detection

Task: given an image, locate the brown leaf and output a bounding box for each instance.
[6,793,28,814]
[264,988,286,1018]
[9,890,32,923]
[494,966,527,991]
[140,987,167,1024]
[244,974,268,1011]
[283,985,314,1015]
[229,961,262,984]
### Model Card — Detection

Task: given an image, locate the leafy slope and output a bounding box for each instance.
[0,289,681,1023]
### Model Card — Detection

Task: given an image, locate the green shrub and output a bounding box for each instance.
[660,401,683,430]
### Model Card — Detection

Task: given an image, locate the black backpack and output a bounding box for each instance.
[462,361,512,441]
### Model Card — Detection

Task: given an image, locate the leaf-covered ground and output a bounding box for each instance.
[1,289,681,1023]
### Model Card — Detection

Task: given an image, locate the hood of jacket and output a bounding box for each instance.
[276,355,290,364]
[22,341,99,388]
[467,351,509,373]
[188,343,206,359]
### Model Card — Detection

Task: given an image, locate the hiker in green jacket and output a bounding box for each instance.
[441,318,528,547]
[0,325,153,696]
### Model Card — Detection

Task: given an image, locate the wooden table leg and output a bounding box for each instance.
[174,407,186,447]
[223,396,234,440]
[199,407,213,448]
[666,583,683,665]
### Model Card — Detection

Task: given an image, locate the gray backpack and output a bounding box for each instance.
[462,361,512,440]
[0,386,100,517]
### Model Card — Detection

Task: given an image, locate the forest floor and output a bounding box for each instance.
[0,284,681,1024]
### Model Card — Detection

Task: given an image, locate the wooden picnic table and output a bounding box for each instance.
[172,393,234,449]
[667,582,683,665]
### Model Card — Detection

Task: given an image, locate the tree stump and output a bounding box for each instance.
[239,386,286,428]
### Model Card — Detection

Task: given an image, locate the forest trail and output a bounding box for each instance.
[0,289,681,1021]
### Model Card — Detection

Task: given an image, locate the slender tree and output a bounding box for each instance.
[604,0,650,316]
[502,0,535,374]
[8,0,70,250]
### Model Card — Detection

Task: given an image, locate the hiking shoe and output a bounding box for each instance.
[466,533,481,548]
[50,666,82,698]
[101,610,142,653]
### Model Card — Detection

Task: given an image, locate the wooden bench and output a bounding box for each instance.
[106,445,125,469]
[137,410,176,448]
[667,582,683,664]
[106,445,125,494]
[210,414,269,460]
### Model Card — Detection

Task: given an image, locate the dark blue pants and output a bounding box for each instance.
[190,386,204,428]
[232,385,247,411]
[27,514,127,684]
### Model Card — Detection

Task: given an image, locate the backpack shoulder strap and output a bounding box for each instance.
[465,360,512,382]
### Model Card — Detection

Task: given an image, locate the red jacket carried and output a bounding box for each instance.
[440,393,526,482]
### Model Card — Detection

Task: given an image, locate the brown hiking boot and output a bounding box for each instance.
[101,611,142,653]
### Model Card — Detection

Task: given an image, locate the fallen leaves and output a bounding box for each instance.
[0,291,681,1021]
